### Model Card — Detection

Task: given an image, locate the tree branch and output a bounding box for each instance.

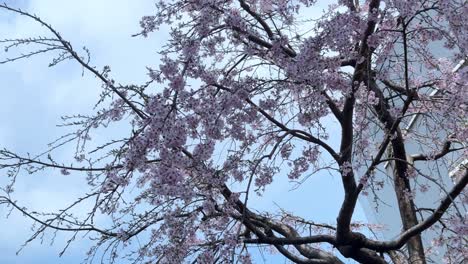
[359,169,468,251]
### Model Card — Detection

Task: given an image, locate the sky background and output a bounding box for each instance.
[0,1,368,263]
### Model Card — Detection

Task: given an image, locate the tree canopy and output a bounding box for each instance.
[0,1,467,263]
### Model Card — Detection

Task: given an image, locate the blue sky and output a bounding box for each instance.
[0,1,368,263]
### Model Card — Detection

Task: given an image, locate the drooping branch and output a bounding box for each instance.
[0,4,148,120]
[211,83,341,162]
[0,195,116,237]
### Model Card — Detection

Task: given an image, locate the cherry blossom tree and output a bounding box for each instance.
[0,1,467,263]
